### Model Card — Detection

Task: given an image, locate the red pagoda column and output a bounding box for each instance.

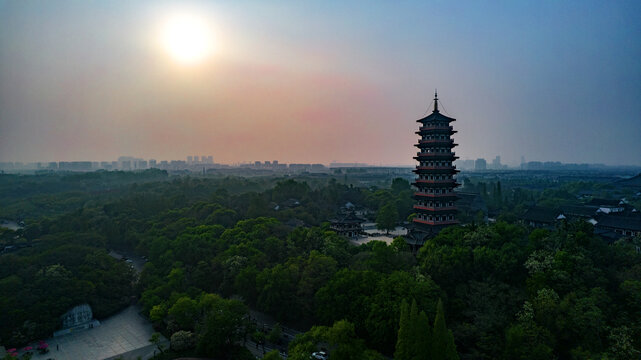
[409,92,459,247]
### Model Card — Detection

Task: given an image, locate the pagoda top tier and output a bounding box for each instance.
[416,91,456,123]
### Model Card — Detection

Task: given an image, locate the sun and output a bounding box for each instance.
[161,13,213,65]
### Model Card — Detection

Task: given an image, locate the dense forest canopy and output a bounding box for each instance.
[0,170,639,359]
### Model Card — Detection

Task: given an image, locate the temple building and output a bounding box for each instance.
[330,211,365,238]
[406,92,460,251]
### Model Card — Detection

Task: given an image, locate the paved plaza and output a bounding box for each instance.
[25,305,166,360]
[351,224,407,245]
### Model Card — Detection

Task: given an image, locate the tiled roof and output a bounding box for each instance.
[560,205,598,218]
[595,214,641,231]
[416,111,456,123]
[330,211,365,224]
[586,198,621,207]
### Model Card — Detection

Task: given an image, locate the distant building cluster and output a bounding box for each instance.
[519,197,641,241]
[457,156,506,171]
[0,155,216,172]
[0,156,334,174]
[456,156,620,172]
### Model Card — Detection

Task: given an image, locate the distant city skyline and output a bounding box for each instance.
[2,154,639,171]
[1,1,640,166]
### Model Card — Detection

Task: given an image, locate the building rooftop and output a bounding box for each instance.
[595,214,641,231]
[586,198,621,207]
[330,211,365,224]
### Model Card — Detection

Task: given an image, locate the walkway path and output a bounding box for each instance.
[24,305,167,360]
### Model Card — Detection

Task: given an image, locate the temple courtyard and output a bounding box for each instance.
[20,305,166,360]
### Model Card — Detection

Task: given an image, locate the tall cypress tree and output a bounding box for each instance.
[397,298,458,360]
[415,310,432,360]
[432,299,459,360]
[395,299,411,360]
[408,299,420,359]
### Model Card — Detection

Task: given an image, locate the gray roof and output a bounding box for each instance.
[560,205,598,218]
[595,214,641,231]
[330,211,365,224]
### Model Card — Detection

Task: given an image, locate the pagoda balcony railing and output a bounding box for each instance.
[416,152,456,157]
[414,192,458,198]
[418,139,454,144]
[414,179,457,184]
[413,205,457,211]
[419,125,453,131]
[415,166,458,170]
[413,218,460,226]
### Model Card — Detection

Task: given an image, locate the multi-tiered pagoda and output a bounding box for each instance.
[406,92,460,251]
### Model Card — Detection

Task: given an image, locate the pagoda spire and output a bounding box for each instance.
[434,90,439,112]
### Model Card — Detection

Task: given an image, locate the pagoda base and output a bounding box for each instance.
[405,221,457,253]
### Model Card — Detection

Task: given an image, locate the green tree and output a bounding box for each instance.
[376,202,398,234]
[391,178,411,193]
[149,332,166,354]
[432,299,458,360]
[262,349,283,360]
[197,297,248,358]
[267,323,282,344]
[394,300,411,360]
[395,299,432,360]
[416,310,432,359]
[288,320,383,360]
[170,330,196,351]
[168,296,199,330]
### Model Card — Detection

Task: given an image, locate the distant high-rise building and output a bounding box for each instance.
[187,156,193,164]
[407,92,460,251]
[149,159,157,168]
[457,159,474,170]
[475,158,487,171]
[491,156,502,170]
[205,156,213,164]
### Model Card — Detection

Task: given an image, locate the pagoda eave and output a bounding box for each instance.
[412,219,460,226]
[413,205,458,212]
[414,192,459,199]
[414,156,459,161]
[413,168,459,173]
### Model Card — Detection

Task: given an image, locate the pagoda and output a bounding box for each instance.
[406,92,460,251]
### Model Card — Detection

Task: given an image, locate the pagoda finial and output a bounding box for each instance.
[434,90,439,112]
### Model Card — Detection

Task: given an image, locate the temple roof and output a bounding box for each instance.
[586,198,622,207]
[330,211,365,224]
[416,111,456,123]
[595,213,641,231]
[416,92,457,123]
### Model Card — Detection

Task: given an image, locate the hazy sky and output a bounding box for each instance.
[1,0,640,166]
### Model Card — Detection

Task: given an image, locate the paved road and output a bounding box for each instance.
[247,309,303,359]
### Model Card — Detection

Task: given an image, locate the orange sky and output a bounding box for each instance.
[1,1,640,166]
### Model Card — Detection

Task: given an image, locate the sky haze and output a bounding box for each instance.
[1,0,640,166]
